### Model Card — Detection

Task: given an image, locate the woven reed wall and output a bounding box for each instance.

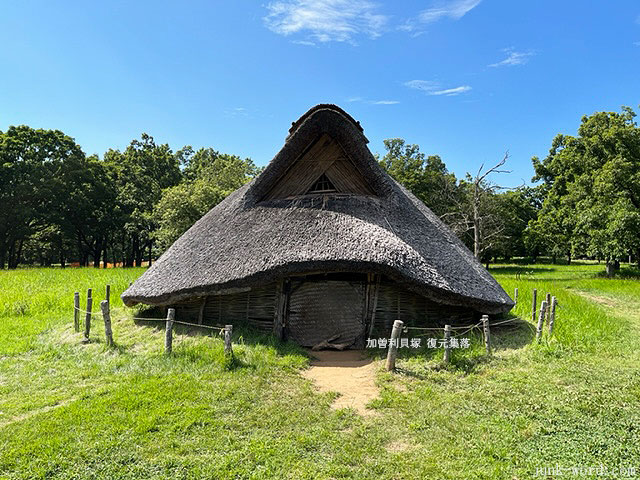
[170,275,476,341]
[170,283,277,332]
[373,279,476,335]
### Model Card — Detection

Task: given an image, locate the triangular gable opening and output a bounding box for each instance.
[307,173,336,194]
[262,134,376,201]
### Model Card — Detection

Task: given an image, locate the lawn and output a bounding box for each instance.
[1,263,639,479]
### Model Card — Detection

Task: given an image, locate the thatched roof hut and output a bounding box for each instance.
[122,104,513,347]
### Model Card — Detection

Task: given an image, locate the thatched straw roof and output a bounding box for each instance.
[122,104,514,314]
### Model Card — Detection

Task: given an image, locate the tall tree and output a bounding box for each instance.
[443,154,512,262]
[532,106,640,273]
[378,138,458,218]
[0,126,86,269]
[492,186,542,261]
[107,134,181,266]
[154,149,259,251]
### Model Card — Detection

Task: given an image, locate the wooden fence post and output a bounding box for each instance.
[165,308,175,354]
[74,292,80,332]
[100,300,114,347]
[514,288,518,305]
[532,289,537,324]
[224,324,233,358]
[385,320,404,372]
[482,315,491,355]
[443,325,452,364]
[83,291,92,343]
[545,293,551,323]
[536,300,548,342]
[549,296,557,335]
[106,284,111,308]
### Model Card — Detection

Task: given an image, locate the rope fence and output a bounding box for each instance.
[385,287,560,370]
[74,307,101,317]
[130,316,167,322]
[74,308,227,330]
[72,285,234,358]
[72,284,558,372]
[451,322,482,339]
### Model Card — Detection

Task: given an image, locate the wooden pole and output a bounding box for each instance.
[367,275,380,338]
[273,280,285,340]
[100,300,114,347]
[105,284,111,308]
[385,319,404,371]
[165,308,175,354]
[532,289,537,324]
[443,324,452,364]
[549,296,557,335]
[545,293,551,323]
[514,287,518,305]
[198,297,207,325]
[224,324,233,358]
[536,300,548,342]
[83,291,92,343]
[74,292,80,332]
[482,315,491,355]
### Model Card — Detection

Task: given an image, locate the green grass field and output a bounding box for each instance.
[1,263,639,479]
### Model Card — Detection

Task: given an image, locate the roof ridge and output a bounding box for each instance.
[287,104,365,139]
[243,104,392,206]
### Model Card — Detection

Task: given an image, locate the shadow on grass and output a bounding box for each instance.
[492,257,605,266]
[130,305,308,363]
[594,267,640,280]
[489,266,556,276]
[492,316,536,348]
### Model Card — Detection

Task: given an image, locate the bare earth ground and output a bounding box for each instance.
[301,350,380,416]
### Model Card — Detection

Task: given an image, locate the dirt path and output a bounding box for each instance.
[301,350,380,416]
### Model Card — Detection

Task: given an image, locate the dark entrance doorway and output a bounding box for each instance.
[286,275,365,348]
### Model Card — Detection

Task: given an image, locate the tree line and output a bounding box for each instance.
[0,128,258,269]
[1,105,638,272]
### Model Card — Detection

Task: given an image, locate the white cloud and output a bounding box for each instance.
[404,80,471,96]
[429,85,471,96]
[489,48,535,67]
[264,0,388,43]
[404,80,439,91]
[399,0,480,35]
[292,39,317,46]
[224,107,250,118]
[348,97,399,105]
[418,0,482,23]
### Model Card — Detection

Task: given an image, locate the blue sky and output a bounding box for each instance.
[1,0,639,186]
